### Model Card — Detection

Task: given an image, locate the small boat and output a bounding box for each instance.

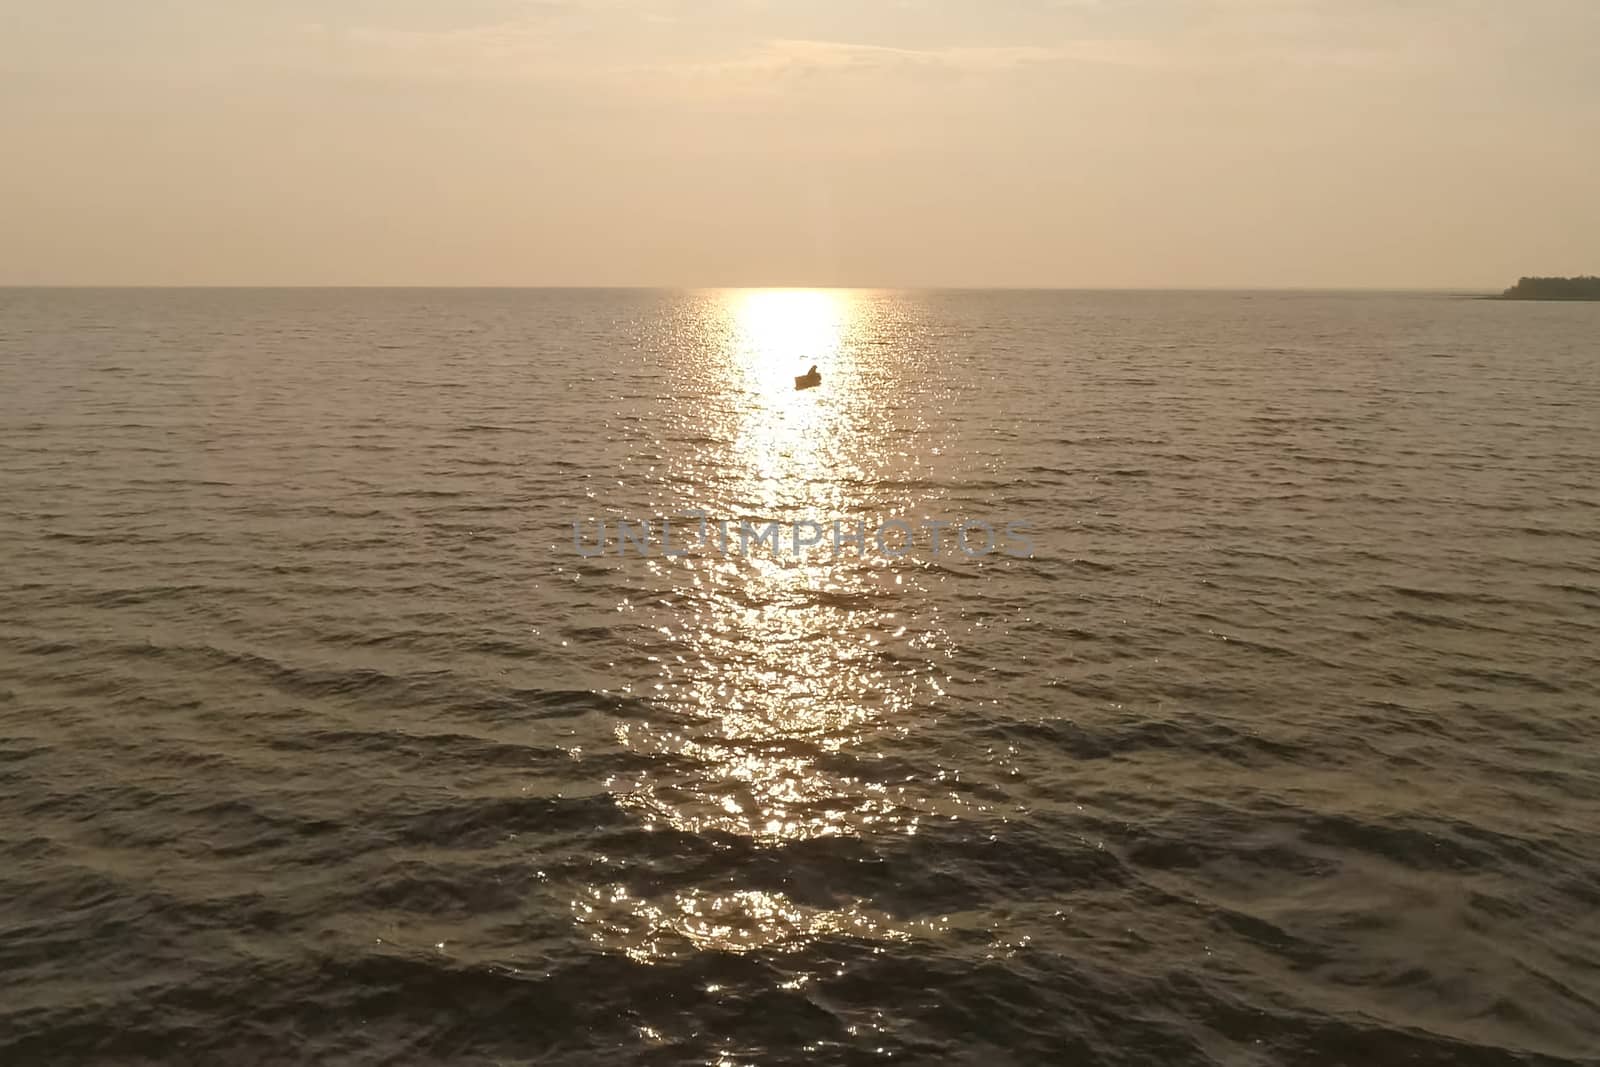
[795,365,822,391]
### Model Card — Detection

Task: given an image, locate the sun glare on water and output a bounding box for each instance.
[723,289,858,505]
[731,289,846,398]
[574,289,977,961]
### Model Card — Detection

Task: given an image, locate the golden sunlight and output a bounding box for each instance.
[720,289,863,511]
[577,289,976,961]
[728,289,845,403]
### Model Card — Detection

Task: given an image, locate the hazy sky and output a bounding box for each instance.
[2,0,1596,287]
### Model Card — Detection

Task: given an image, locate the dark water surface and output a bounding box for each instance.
[1,289,1597,1065]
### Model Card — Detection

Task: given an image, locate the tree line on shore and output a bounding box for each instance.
[1500,276,1600,300]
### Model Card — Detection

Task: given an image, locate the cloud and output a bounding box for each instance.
[651,36,1167,87]
[290,0,1494,93]
[298,17,575,82]
[303,21,1146,91]
[718,39,1071,73]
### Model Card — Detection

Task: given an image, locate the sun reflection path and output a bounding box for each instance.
[576,290,981,963]
[576,885,953,964]
[724,290,857,505]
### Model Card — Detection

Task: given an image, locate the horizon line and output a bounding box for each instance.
[0,283,1508,293]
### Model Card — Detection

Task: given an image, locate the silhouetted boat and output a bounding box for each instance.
[795,365,821,390]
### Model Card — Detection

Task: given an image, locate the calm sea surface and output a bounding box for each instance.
[1,288,1597,1065]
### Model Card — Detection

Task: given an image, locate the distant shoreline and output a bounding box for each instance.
[1494,276,1600,301]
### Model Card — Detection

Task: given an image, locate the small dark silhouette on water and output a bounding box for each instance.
[795,364,822,390]
[1498,276,1600,301]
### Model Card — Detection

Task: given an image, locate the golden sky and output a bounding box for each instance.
[2,1,1596,287]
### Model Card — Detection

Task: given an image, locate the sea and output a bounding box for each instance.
[1,288,1596,1065]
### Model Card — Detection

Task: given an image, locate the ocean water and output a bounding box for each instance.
[1,288,1597,1065]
